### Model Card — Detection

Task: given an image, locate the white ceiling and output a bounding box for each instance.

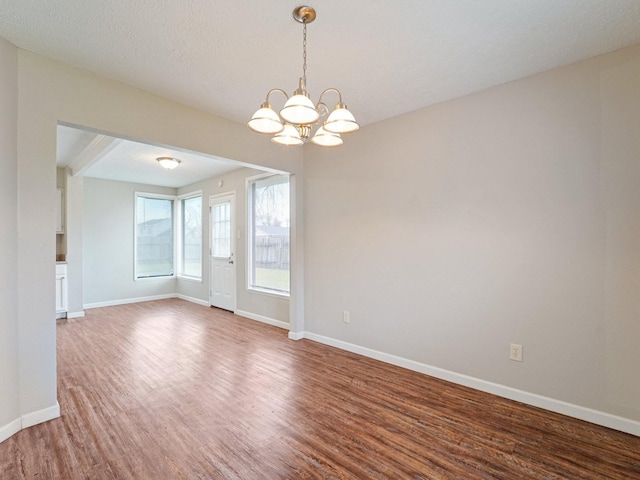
[56,125,245,188]
[3,1,640,186]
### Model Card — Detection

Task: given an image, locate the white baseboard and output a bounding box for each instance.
[304,332,640,437]
[84,294,176,310]
[0,418,21,444]
[67,310,85,319]
[21,402,60,429]
[235,310,289,330]
[1,402,61,444]
[176,294,209,307]
[288,331,304,341]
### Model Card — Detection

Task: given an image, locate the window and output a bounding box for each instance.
[135,193,174,278]
[248,174,290,295]
[179,193,202,279]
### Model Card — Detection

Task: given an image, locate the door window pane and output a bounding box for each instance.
[212,202,231,257]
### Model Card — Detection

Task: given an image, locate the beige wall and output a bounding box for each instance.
[601,53,640,419]
[83,178,177,305]
[5,49,303,441]
[65,170,84,315]
[0,36,19,440]
[303,44,640,427]
[177,167,290,323]
[3,36,640,442]
[82,167,290,323]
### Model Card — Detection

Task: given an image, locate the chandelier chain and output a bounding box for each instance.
[302,21,307,87]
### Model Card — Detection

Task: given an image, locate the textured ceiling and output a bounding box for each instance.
[2,0,640,129]
[3,1,640,187]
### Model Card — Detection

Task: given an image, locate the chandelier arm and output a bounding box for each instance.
[315,102,330,118]
[265,88,289,103]
[317,88,344,106]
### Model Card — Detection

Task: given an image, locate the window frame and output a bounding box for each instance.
[246,173,291,297]
[177,190,203,282]
[134,191,176,281]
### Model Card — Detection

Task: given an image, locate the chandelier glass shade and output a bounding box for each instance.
[272,124,304,146]
[324,103,360,134]
[248,6,359,147]
[280,92,320,125]
[247,102,284,135]
[311,126,343,147]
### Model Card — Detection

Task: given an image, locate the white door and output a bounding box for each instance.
[209,193,235,311]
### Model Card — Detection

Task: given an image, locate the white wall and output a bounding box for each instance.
[83,178,177,306]
[303,44,640,430]
[177,167,290,323]
[0,36,20,442]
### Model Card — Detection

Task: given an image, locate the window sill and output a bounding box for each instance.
[247,286,290,299]
[135,275,175,282]
[177,275,203,284]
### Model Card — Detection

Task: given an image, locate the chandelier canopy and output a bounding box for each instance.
[248,6,359,147]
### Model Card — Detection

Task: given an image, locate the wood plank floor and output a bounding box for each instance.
[1,299,639,479]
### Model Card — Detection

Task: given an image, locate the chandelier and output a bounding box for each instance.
[248,6,359,147]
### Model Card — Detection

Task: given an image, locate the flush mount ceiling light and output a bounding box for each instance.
[156,157,181,169]
[248,6,359,147]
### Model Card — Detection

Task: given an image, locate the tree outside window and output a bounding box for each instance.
[249,175,290,295]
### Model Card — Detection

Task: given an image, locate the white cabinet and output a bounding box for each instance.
[56,188,64,234]
[56,263,68,317]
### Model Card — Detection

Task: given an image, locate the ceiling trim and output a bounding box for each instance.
[70,135,121,177]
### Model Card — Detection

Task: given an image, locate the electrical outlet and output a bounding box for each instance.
[343,311,350,324]
[510,343,523,362]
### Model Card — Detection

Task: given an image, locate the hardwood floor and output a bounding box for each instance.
[1,299,639,479]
